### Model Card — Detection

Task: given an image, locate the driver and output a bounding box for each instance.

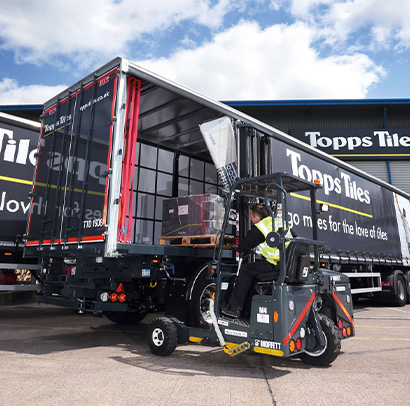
[221,204,291,318]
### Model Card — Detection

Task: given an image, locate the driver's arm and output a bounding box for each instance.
[237,225,265,253]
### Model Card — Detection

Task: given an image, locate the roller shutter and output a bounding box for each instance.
[348,160,390,184]
[389,161,410,194]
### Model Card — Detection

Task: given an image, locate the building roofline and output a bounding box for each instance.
[222,99,410,107]
[0,104,43,110]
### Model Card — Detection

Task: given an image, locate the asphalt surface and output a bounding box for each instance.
[0,300,409,406]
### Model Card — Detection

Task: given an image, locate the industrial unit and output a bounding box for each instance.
[225,99,410,194]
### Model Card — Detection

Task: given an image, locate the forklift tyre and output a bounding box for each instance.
[104,309,148,325]
[300,314,341,367]
[147,317,178,356]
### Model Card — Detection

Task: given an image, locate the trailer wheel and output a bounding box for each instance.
[395,275,407,307]
[405,271,410,304]
[104,309,148,325]
[300,314,341,367]
[188,270,216,328]
[147,317,178,356]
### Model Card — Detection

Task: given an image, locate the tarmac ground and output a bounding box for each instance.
[0,299,409,406]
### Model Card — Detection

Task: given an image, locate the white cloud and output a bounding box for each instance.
[137,21,385,99]
[290,0,410,50]
[0,0,233,68]
[0,78,66,104]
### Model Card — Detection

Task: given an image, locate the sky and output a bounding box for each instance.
[1,0,410,105]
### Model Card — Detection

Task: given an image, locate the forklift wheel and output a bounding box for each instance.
[300,314,341,367]
[147,317,178,356]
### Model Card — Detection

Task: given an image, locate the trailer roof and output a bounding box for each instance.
[43,57,410,199]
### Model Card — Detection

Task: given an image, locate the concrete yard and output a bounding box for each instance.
[0,300,409,406]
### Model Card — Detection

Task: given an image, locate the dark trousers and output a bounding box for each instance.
[228,259,279,310]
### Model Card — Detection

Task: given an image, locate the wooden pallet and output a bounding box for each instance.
[159,234,234,247]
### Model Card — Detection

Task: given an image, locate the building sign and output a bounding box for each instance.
[289,129,410,160]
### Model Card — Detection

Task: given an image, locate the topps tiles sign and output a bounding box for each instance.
[290,129,410,160]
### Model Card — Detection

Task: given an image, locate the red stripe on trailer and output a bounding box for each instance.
[283,292,315,346]
[118,77,141,243]
[82,235,105,242]
[102,71,118,227]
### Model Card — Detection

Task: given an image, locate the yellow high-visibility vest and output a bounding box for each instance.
[255,216,291,264]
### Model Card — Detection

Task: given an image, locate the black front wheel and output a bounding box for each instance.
[300,314,341,367]
[147,317,178,356]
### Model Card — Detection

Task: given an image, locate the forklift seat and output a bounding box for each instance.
[255,241,312,291]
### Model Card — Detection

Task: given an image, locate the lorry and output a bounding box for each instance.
[0,112,39,291]
[24,57,408,333]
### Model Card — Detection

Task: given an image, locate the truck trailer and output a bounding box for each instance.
[24,57,408,332]
[0,112,39,291]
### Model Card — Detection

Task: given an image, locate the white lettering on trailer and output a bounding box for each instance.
[0,127,37,166]
[286,149,370,204]
[0,191,30,214]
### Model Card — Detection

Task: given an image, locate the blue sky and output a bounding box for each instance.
[1,0,410,105]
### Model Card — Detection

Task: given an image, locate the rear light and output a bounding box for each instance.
[66,266,76,276]
[347,326,351,336]
[109,292,118,302]
[273,311,279,323]
[289,340,296,353]
[100,292,109,302]
[296,338,302,351]
[118,293,126,303]
[342,327,347,337]
[300,327,306,338]
[338,319,343,329]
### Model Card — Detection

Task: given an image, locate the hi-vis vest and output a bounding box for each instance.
[255,216,292,264]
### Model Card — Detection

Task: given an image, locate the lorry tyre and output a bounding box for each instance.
[405,271,410,304]
[395,275,406,307]
[147,317,178,356]
[300,314,341,367]
[187,269,216,328]
[104,309,148,325]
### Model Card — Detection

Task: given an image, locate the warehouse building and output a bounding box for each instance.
[225,99,410,194]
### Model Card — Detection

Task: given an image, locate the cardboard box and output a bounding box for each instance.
[161,194,225,237]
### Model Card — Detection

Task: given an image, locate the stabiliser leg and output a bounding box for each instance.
[209,294,250,356]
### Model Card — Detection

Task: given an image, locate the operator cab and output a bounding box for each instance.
[214,172,324,319]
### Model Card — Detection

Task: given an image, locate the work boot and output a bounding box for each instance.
[221,303,242,318]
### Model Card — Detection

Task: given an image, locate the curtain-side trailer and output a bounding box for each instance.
[24,57,409,328]
[0,112,39,292]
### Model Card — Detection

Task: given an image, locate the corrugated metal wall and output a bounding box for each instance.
[348,161,390,184]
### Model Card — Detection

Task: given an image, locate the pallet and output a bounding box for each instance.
[159,234,234,248]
